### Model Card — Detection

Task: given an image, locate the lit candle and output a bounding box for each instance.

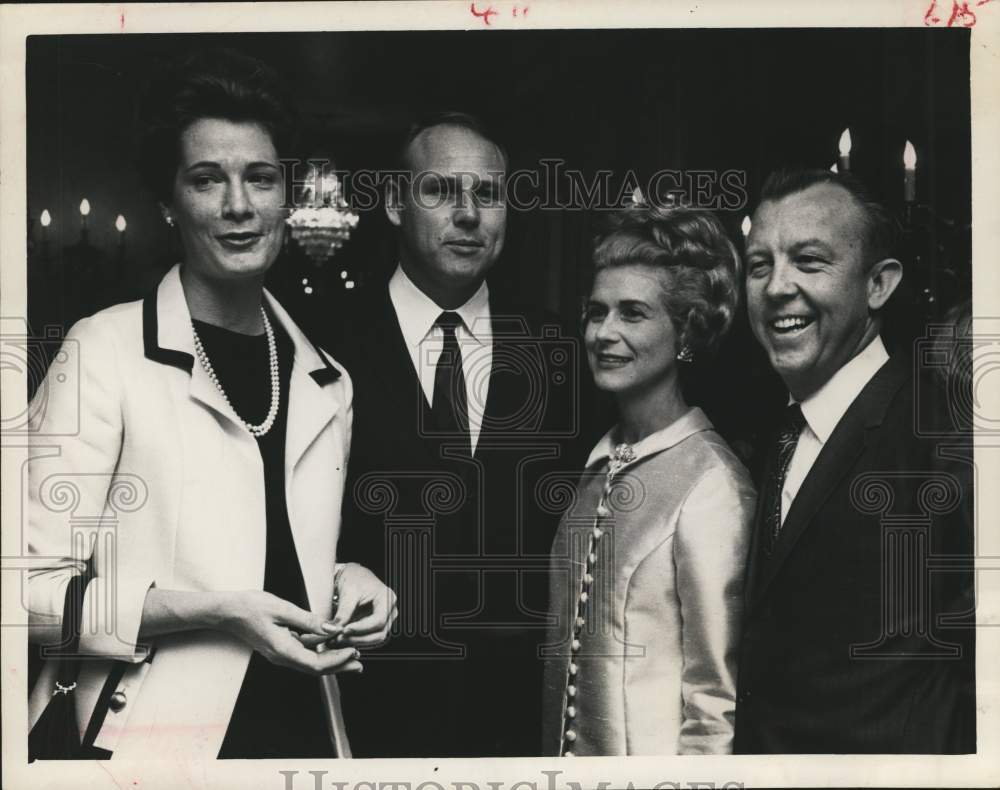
[40,209,51,238]
[79,198,91,230]
[741,215,752,237]
[903,141,917,203]
[838,128,852,172]
[114,214,127,254]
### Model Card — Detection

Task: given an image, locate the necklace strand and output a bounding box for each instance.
[191,307,279,437]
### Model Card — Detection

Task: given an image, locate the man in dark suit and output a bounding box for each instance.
[331,113,592,757]
[735,168,975,753]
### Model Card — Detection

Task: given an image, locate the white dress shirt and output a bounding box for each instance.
[388,264,492,453]
[780,336,890,524]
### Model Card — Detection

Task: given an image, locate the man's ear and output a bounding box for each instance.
[867,257,904,311]
[385,178,404,228]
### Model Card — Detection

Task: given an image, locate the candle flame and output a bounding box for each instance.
[830,162,838,173]
[115,214,127,232]
[838,128,852,156]
[40,209,51,227]
[741,216,752,236]
[903,140,917,169]
[79,199,91,217]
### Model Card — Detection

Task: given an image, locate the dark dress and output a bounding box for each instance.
[191,317,334,759]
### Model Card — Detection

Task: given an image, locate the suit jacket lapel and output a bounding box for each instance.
[475,301,549,456]
[263,292,343,474]
[747,355,909,609]
[146,265,252,431]
[354,288,447,463]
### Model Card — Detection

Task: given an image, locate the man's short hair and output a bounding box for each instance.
[758,168,897,266]
[396,111,509,173]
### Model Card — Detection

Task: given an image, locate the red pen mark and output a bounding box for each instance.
[471,2,498,25]
[120,8,126,31]
[512,5,529,16]
[924,0,992,25]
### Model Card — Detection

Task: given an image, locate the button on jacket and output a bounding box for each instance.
[543,408,756,755]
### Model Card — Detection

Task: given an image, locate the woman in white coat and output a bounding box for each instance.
[27,49,396,759]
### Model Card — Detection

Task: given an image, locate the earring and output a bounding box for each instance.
[164,215,175,227]
[677,345,694,363]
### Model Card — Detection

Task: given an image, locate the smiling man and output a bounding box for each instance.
[734,169,975,753]
[329,113,592,757]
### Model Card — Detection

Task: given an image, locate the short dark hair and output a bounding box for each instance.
[396,111,509,173]
[592,205,742,357]
[135,48,299,202]
[758,168,897,264]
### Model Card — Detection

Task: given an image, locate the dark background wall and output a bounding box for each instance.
[25,28,972,441]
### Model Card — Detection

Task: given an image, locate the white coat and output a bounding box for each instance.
[27,264,353,759]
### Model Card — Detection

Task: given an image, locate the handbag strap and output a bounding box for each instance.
[52,571,94,691]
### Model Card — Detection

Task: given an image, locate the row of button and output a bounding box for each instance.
[559,442,635,758]
[560,495,611,756]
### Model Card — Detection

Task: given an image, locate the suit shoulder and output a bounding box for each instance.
[62,299,144,358]
[491,299,574,336]
[688,431,756,496]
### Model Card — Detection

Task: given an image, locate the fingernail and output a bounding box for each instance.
[353,649,361,659]
[322,622,341,634]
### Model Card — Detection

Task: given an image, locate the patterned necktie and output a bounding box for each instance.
[432,311,471,456]
[764,403,807,553]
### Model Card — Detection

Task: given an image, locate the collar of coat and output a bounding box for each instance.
[584,406,715,471]
[142,263,340,387]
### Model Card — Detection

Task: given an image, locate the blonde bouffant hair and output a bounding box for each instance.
[592,204,742,357]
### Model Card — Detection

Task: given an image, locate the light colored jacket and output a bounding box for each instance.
[27,264,352,759]
[542,407,755,755]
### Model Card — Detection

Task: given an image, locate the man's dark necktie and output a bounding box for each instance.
[763,403,807,553]
[432,311,471,457]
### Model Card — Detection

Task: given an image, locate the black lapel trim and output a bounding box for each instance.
[307,337,341,386]
[142,293,193,373]
[747,354,910,609]
[263,301,340,387]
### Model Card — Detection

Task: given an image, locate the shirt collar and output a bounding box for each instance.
[388,263,491,347]
[794,335,890,444]
[585,407,715,470]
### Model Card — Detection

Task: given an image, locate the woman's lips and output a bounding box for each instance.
[594,352,632,368]
[217,232,263,251]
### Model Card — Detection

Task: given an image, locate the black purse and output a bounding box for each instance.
[28,570,93,761]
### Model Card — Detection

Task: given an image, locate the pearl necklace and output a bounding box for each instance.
[191,307,280,437]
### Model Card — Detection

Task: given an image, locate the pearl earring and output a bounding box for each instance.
[164,215,175,227]
[677,345,694,363]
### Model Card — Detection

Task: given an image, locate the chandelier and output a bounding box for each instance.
[286,165,360,266]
